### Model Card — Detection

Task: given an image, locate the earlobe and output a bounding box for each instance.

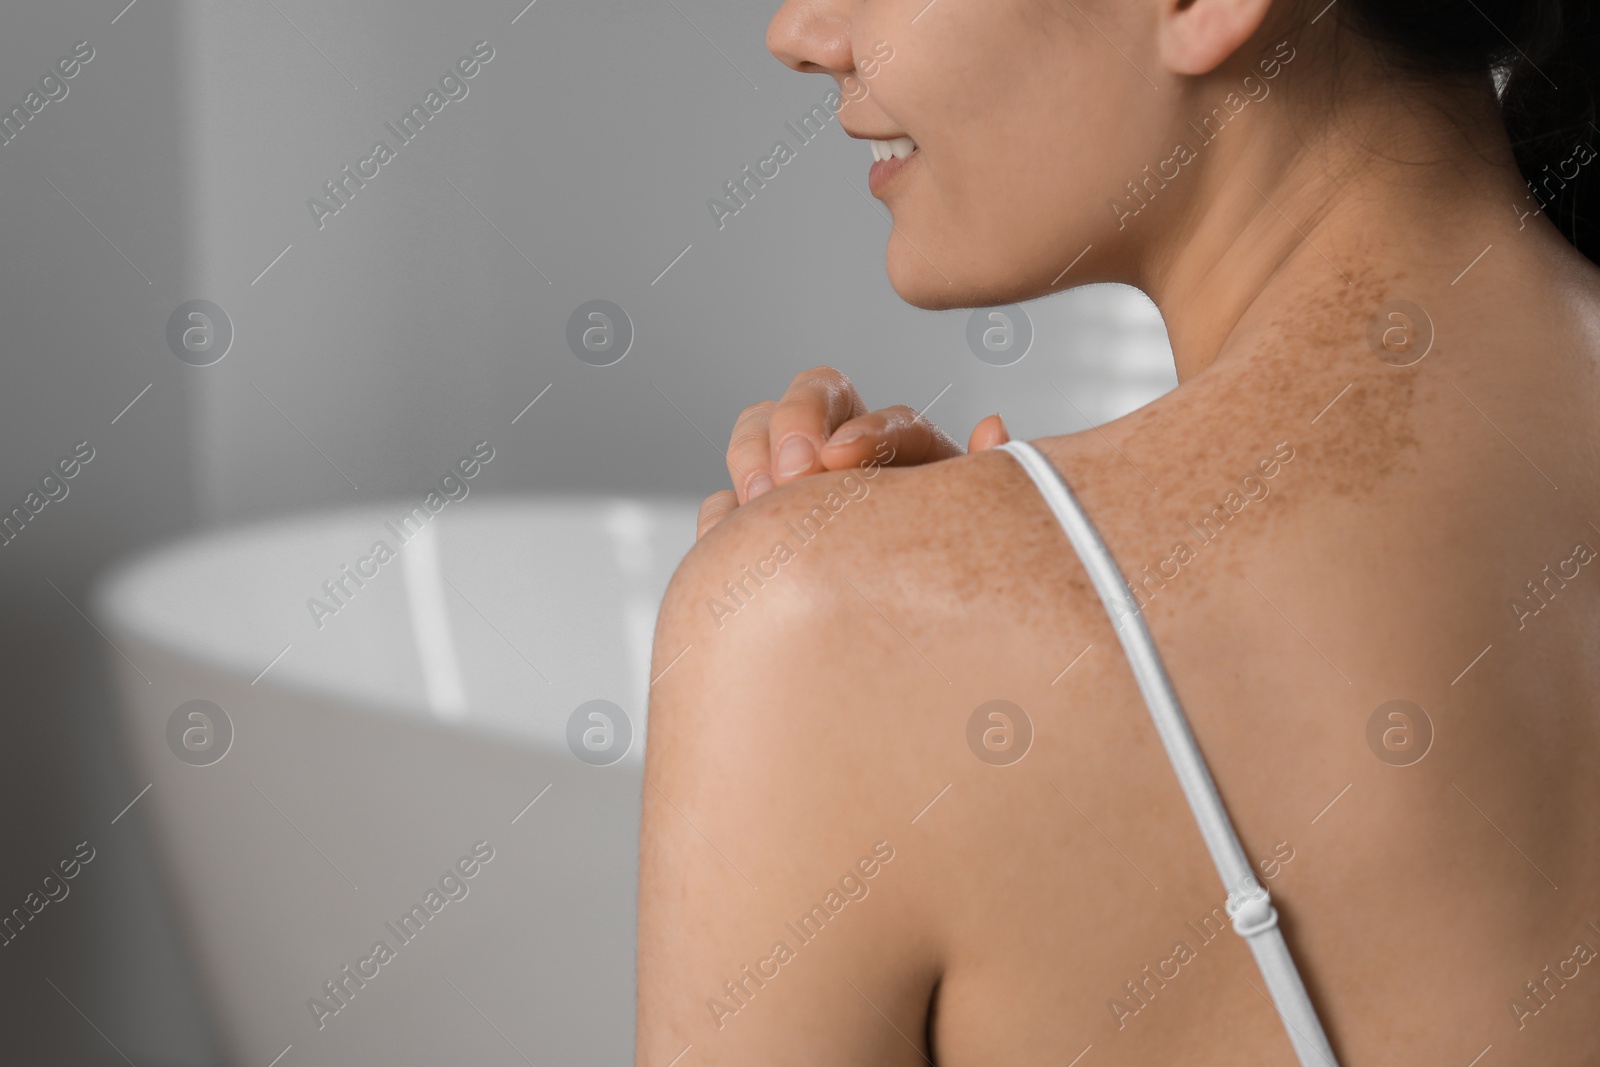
[1156,0,1277,77]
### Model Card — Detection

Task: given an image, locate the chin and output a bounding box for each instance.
[886,253,1046,311]
[890,281,971,311]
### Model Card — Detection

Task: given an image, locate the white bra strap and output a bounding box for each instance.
[999,439,1339,1067]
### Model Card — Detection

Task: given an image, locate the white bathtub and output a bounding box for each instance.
[91,496,698,1067]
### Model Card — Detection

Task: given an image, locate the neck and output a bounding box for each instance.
[1139,67,1538,385]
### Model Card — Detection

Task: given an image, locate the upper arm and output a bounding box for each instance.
[636,478,946,1067]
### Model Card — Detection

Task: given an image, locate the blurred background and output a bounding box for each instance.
[0,1,1174,1063]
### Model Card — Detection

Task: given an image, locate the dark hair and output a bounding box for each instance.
[1341,0,1599,265]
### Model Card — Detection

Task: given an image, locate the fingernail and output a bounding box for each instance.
[825,427,865,448]
[746,472,774,500]
[775,437,816,477]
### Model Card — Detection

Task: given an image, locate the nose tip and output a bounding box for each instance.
[766,4,853,75]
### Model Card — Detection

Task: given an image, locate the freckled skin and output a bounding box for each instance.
[638,3,1600,1065]
[645,294,1600,1061]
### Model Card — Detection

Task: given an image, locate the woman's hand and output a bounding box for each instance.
[696,365,1009,539]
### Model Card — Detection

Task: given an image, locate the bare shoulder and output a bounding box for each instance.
[637,445,1120,1064]
[652,441,1107,663]
[646,443,1089,793]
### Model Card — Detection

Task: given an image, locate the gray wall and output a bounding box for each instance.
[0,1,1174,1064]
[0,2,214,1064]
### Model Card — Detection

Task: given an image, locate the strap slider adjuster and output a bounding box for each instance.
[1225,881,1279,939]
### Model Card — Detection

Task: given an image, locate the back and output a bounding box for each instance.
[888,306,1600,1063]
[639,267,1600,1066]
[995,436,1336,1063]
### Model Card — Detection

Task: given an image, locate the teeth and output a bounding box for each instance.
[870,136,917,162]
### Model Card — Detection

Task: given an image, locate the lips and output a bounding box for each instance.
[867,141,919,196]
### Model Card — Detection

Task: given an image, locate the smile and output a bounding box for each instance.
[868,136,919,196]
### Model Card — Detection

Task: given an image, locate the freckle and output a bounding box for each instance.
[930,258,1437,642]
[1228,266,1427,503]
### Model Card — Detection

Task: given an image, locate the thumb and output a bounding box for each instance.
[967,413,1010,452]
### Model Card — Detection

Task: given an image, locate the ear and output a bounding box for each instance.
[1156,0,1277,76]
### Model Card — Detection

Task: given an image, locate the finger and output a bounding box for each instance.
[817,405,964,470]
[767,366,869,485]
[967,413,1011,452]
[725,400,778,504]
[697,490,739,540]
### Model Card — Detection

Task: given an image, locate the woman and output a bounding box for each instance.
[638,0,1600,1061]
